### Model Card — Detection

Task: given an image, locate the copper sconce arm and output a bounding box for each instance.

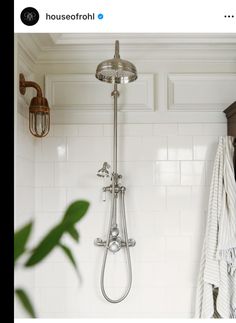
[19,73,43,98]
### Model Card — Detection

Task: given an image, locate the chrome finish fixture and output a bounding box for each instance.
[109,237,122,253]
[111,227,119,237]
[94,238,106,247]
[97,162,110,178]
[95,40,138,84]
[95,41,137,303]
[94,237,136,248]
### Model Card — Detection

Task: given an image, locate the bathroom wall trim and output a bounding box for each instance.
[49,33,236,45]
[46,72,234,124]
[45,74,154,112]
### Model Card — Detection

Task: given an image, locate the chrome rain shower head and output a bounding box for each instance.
[95,40,138,84]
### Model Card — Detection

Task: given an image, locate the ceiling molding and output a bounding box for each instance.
[34,51,236,65]
[16,33,236,65]
[49,33,236,45]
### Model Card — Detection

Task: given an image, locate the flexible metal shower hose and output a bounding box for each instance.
[100,189,132,303]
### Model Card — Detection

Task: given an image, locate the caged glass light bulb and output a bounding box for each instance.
[29,96,50,137]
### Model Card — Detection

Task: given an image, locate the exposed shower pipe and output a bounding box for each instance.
[112,84,118,175]
[112,84,119,227]
[94,40,137,303]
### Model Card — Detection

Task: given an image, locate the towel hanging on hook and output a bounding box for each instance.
[223,102,236,180]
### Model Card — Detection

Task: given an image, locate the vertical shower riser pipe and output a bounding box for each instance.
[111,84,119,227]
[112,83,119,176]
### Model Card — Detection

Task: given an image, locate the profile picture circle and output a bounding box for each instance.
[20,7,39,26]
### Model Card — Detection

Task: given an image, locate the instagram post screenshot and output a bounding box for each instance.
[14,0,236,321]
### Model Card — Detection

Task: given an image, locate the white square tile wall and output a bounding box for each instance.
[16,118,226,318]
[30,122,226,318]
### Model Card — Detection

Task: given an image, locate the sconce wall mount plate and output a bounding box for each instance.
[19,73,26,95]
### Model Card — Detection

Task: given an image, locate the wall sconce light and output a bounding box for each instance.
[19,73,50,137]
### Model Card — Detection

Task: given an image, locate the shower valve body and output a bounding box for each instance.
[103,184,126,195]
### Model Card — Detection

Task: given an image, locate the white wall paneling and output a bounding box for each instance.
[45,74,154,112]
[45,73,235,124]
[168,74,236,111]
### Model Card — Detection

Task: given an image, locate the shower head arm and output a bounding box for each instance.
[19,73,43,98]
[114,40,120,59]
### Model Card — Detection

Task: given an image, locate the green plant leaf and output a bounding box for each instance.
[67,226,79,242]
[58,243,78,274]
[15,288,36,318]
[25,200,89,267]
[62,200,89,226]
[14,222,33,264]
[25,224,64,267]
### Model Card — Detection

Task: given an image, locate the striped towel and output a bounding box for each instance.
[195,136,236,318]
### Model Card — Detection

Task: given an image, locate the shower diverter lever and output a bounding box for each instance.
[102,185,113,201]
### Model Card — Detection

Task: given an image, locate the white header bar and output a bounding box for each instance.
[15,0,236,33]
